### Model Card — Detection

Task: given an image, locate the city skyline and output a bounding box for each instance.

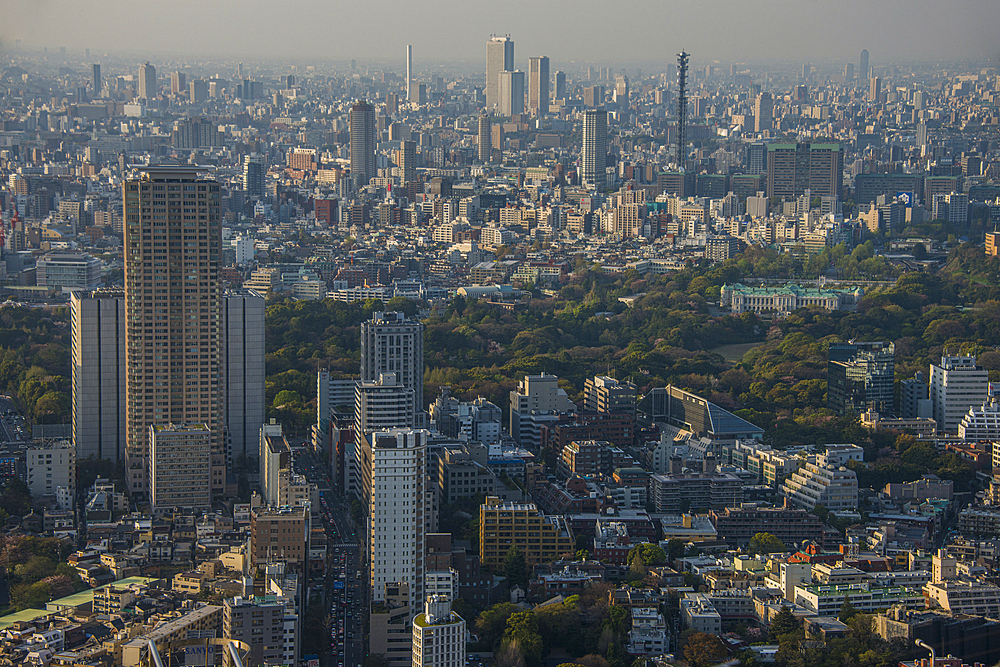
[4,0,1000,65]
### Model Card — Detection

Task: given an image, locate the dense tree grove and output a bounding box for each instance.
[0,305,72,424]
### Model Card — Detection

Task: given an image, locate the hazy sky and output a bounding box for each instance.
[4,0,999,68]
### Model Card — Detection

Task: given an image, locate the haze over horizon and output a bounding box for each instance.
[4,0,1000,69]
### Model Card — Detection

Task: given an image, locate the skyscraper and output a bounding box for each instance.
[860,49,870,79]
[92,63,101,95]
[72,289,126,462]
[869,77,882,102]
[354,373,416,499]
[222,289,266,465]
[477,115,492,164]
[753,92,773,132]
[138,62,156,100]
[350,101,377,191]
[553,70,566,100]
[170,71,186,95]
[486,36,514,110]
[123,166,224,499]
[399,140,416,184]
[497,70,525,117]
[827,341,895,416]
[581,108,608,188]
[406,45,413,101]
[243,153,265,199]
[367,428,427,616]
[528,56,550,115]
[361,311,425,417]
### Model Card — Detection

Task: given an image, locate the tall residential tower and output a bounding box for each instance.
[123,166,224,499]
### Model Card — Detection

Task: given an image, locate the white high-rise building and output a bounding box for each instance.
[353,373,416,499]
[486,36,514,111]
[412,596,466,667]
[369,428,427,618]
[361,312,425,420]
[930,355,990,433]
[223,289,266,465]
[582,108,608,188]
[71,289,126,462]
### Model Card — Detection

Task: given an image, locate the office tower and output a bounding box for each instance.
[913,90,925,111]
[581,108,608,188]
[844,63,854,81]
[753,92,773,132]
[497,70,524,117]
[901,371,932,419]
[583,376,637,415]
[92,63,101,94]
[528,56,549,115]
[361,311,425,415]
[350,101,377,190]
[869,77,882,102]
[583,85,604,108]
[860,49,870,79]
[368,428,427,616]
[766,143,843,200]
[138,62,156,100]
[399,140,416,184]
[486,36,514,110]
[554,70,566,100]
[477,115,492,164]
[930,355,989,433]
[406,45,413,101]
[189,79,208,103]
[222,289,265,465]
[614,74,630,106]
[412,597,466,667]
[71,289,126,462]
[243,153,265,199]
[827,341,895,416]
[149,424,212,512]
[170,71,186,95]
[354,373,416,499]
[123,166,224,498]
[746,141,767,175]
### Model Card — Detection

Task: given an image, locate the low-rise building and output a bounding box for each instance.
[627,606,668,656]
[782,463,858,512]
[479,497,575,566]
[659,514,718,543]
[923,580,1000,616]
[680,593,722,634]
[710,504,826,547]
[793,583,924,615]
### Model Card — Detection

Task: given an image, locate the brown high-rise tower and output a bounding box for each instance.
[123,166,225,500]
